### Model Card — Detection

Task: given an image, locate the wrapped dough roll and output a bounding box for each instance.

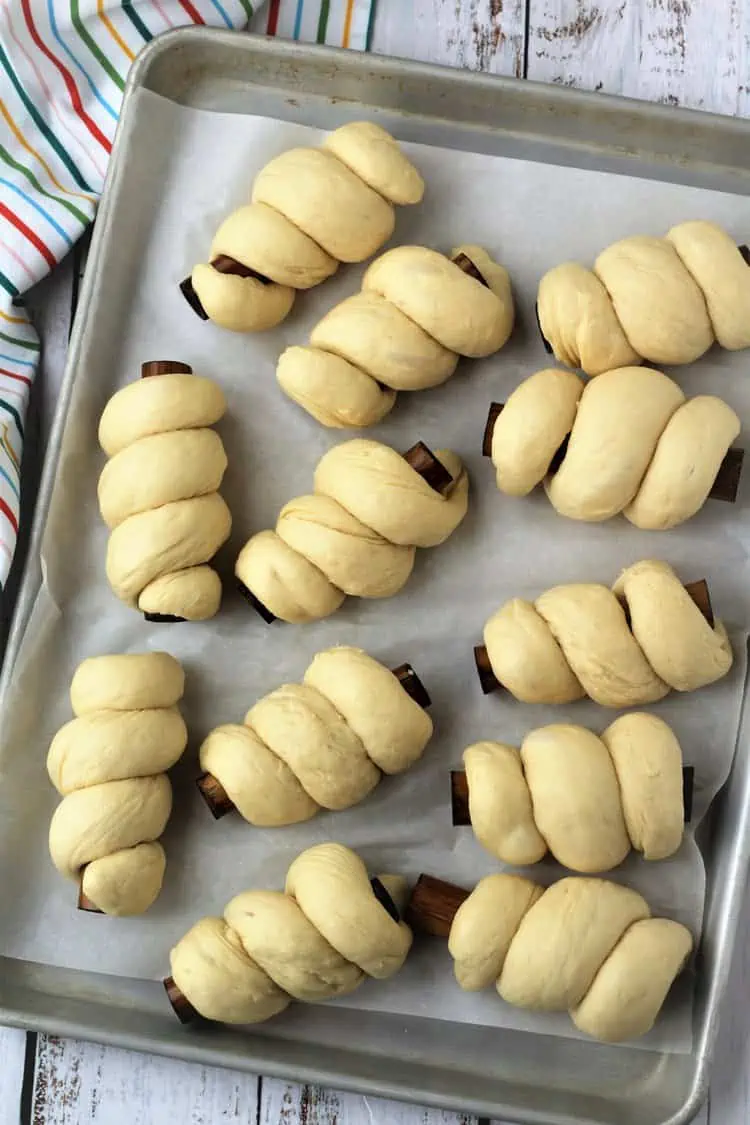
[461,713,684,872]
[477,559,732,707]
[235,438,469,623]
[181,122,424,333]
[47,653,187,916]
[537,220,750,375]
[278,244,515,428]
[98,361,231,621]
[487,366,742,529]
[407,872,692,1043]
[165,843,412,1025]
[198,647,433,825]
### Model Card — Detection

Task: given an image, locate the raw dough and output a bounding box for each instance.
[235,438,468,623]
[278,245,514,428]
[200,646,432,825]
[491,366,740,529]
[463,714,684,871]
[537,220,750,374]
[47,653,186,916]
[448,873,692,1041]
[188,122,423,333]
[169,842,412,1024]
[483,559,732,706]
[98,365,230,620]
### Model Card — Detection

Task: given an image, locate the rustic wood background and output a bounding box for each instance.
[4,1,750,1122]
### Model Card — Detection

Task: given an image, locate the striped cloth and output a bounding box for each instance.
[0,0,374,590]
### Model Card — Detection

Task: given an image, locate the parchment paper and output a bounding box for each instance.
[1,88,750,1053]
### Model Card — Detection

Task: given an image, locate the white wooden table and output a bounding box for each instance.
[5,1,750,1122]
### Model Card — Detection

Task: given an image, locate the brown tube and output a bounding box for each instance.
[237,580,277,624]
[475,577,714,695]
[482,402,743,502]
[451,251,489,289]
[141,360,193,378]
[451,767,694,826]
[405,874,469,938]
[163,975,201,1025]
[403,441,454,495]
[198,662,430,819]
[77,872,103,914]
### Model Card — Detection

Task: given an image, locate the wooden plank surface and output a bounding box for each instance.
[3,2,750,1124]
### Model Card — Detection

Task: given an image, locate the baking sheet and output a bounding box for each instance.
[1,87,749,1052]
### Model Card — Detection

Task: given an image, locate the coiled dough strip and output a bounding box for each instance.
[277,244,515,427]
[198,646,433,825]
[537,220,750,375]
[480,559,732,707]
[98,362,231,621]
[47,653,187,916]
[462,713,684,872]
[182,122,424,333]
[166,843,412,1025]
[235,438,469,624]
[445,874,693,1043]
[489,366,741,529]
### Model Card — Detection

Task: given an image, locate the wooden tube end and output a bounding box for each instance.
[451,251,489,288]
[237,580,277,623]
[403,441,453,495]
[450,771,470,826]
[482,402,504,457]
[535,302,553,355]
[738,244,750,266]
[141,360,193,378]
[683,766,694,824]
[474,644,500,695]
[370,877,401,922]
[143,612,186,623]
[684,579,714,628]
[390,663,431,709]
[163,976,201,1025]
[710,448,744,503]
[405,874,469,938]
[210,254,269,284]
[196,772,236,819]
[179,276,209,320]
[77,879,103,914]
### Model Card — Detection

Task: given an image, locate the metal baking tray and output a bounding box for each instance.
[3,27,750,1125]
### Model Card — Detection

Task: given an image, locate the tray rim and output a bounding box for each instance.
[3,25,750,1125]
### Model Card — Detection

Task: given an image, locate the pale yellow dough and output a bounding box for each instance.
[235,437,468,623]
[47,652,186,916]
[199,646,432,826]
[188,122,422,333]
[491,365,740,530]
[448,873,692,1041]
[463,714,684,872]
[537,220,750,374]
[98,367,230,620]
[278,244,514,428]
[169,843,412,1024]
[483,560,732,706]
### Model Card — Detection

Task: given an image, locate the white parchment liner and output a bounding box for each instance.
[1,90,750,1052]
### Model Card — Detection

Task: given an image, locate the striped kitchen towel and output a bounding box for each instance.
[0,0,374,591]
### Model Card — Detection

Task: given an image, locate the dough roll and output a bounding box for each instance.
[98,362,231,621]
[182,122,424,333]
[167,842,412,1025]
[489,365,741,529]
[198,646,433,825]
[537,220,750,375]
[480,559,732,707]
[278,244,515,428]
[235,438,469,624]
[47,653,187,916]
[441,872,693,1042]
[463,713,684,872]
